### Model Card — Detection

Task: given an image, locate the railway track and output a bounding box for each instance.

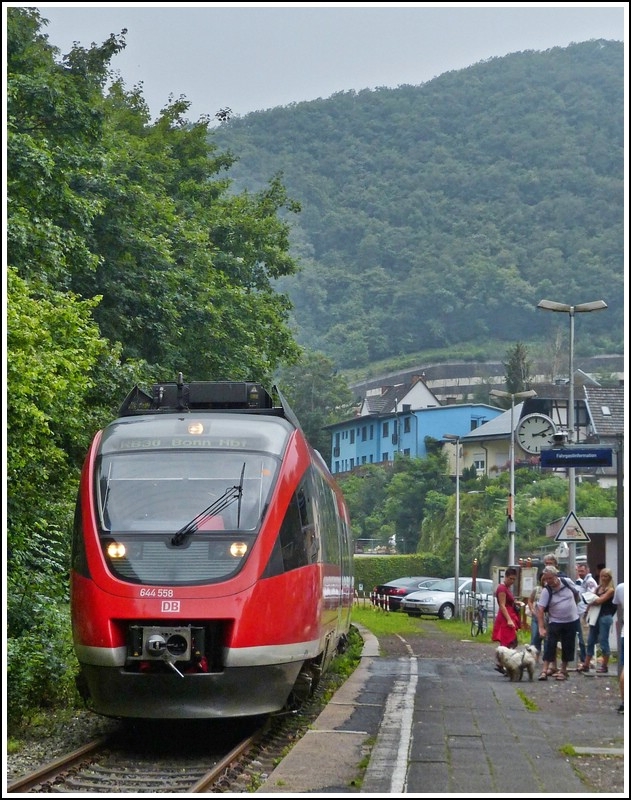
[7,630,363,794]
[7,722,267,793]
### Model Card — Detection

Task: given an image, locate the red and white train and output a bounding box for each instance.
[71,378,354,719]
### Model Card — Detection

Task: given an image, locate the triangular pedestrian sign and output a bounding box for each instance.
[554,511,591,542]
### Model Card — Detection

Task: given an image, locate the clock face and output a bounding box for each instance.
[516,414,556,455]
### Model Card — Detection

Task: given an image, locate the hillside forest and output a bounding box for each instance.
[211,39,624,369]
[5,8,621,728]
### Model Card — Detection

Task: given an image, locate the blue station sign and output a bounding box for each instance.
[540,447,613,469]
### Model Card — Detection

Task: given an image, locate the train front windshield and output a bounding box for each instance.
[97,451,278,533]
[92,414,291,585]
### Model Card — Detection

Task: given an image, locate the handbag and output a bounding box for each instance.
[585,602,601,626]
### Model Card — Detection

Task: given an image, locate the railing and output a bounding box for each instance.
[369,591,397,611]
[459,590,495,622]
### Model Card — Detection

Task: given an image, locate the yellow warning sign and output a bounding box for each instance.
[554,511,591,542]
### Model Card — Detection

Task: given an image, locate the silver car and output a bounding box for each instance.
[400,577,494,620]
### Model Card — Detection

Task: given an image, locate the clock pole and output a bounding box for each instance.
[490,389,537,567]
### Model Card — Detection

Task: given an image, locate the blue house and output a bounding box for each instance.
[326,376,503,475]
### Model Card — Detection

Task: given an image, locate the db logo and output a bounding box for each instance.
[161,600,180,612]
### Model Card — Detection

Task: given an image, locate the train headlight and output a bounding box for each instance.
[187,421,204,435]
[230,541,248,558]
[106,541,126,558]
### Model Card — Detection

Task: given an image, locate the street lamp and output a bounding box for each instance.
[489,389,537,567]
[537,298,608,576]
[443,433,461,617]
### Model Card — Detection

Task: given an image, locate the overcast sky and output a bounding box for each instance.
[14,3,629,124]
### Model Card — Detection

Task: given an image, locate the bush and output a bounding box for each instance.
[353,553,449,595]
[6,601,81,732]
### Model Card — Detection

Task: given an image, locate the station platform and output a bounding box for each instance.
[256,624,625,795]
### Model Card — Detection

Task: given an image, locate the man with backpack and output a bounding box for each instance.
[536,565,580,681]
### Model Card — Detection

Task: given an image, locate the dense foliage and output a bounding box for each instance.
[211,40,624,369]
[341,456,617,576]
[274,350,355,456]
[6,7,302,728]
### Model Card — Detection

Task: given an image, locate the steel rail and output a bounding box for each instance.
[6,736,111,793]
[188,727,266,792]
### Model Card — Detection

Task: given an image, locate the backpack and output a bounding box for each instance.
[540,576,579,611]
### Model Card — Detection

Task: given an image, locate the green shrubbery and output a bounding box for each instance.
[6,600,80,732]
[353,553,449,597]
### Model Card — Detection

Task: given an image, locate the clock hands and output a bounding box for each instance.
[519,430,549,438]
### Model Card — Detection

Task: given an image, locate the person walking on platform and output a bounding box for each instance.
[541,554,572,672]
[582,568,617,674]
[492,567,521,673]
[536,566,580,681]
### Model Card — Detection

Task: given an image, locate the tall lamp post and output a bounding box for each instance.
[443,434,461,617]
[537,298,608,577]
[489,389,537,566]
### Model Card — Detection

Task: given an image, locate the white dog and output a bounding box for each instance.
[496,645,538,682]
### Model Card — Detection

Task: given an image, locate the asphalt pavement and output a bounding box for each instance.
[256,624,625,796]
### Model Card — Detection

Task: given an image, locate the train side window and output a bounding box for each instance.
[279,489,307,571]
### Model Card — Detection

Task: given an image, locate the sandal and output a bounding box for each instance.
[546,668,559,677]
[576,663,586,672]
[538,672,548,681]
[596,667,609,674]
[555,672,568,680]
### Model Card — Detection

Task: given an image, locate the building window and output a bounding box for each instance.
[403,448,410,457]
[383,421,389,437]
[350,429,355,444]
[370,424,374,439]
[383,452,389,462]
[361,426,367,441]
[404,417,411,433]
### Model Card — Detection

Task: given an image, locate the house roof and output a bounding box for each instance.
[458,386,624,443]
[362,384,401,414]
[460,403,526,441]
[358,376,440,417]
[583,386,625,438]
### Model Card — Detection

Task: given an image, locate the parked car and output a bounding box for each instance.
[400,577,494,619]
[371,576,442,611]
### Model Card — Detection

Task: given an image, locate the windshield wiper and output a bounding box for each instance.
[171,463,246,546]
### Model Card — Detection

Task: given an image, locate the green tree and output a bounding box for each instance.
[275,349,355,457]
[6,7,120,291]
[431,469,615,574]
[5,7,307,726]
[6,268,107,613]
[502,342,533,396]
[338,465,390,546]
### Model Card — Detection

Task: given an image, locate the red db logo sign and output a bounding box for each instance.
[161,600,180,612]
